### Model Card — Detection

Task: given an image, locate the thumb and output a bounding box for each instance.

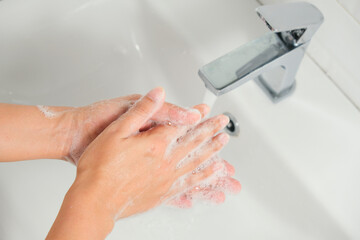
[109,87,165,138]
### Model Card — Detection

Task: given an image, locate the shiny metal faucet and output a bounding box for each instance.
[198,2,324,102]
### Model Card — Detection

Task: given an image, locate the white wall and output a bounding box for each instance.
[338,0,360,22]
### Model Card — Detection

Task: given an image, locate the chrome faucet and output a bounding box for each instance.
[198,2,324,102]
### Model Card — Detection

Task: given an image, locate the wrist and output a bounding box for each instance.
[47,178,115,240]
[67,176,116,231]
[45,106,77,161]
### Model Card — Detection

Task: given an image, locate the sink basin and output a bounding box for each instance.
[0,0,360,239]
[210,55,360,239]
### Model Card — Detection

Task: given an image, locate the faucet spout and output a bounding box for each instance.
[198,2,324,103]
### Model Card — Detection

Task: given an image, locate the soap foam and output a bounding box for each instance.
[170,107,201,126]
[164,115,216,166]
[174,125,221,170]
[66,99,138,164]
[37,105,57,118]
[165,155,232,207]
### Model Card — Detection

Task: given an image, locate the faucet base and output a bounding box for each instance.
[255,75,296,103]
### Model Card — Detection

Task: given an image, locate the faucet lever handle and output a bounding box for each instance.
[256,2,324,46]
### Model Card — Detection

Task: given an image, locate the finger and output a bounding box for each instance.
[191,159,235,178]
[148,108,219,143]
[146,108,216,143]
[107,87,165,138]
[173,186,226,205]
[108,94,142,104]
[192,104,210,119]
[139,103,209,132]
[184,177,240,203]
[122,94,143,101]
[165,160,220,198]
[151,103,208,126]
[222,159,235,177]
[170,115,229,162]
[189,188,226,204]
[166,161,237,207]
[198,176,241,194]
[151,103,203,126]
[90,94,142,108]
[214,177,242,194]
[172,158,234,195]
[205,191,226,204]
[166,189,225,207]
[166,194,192,208]
[174,131,230,175]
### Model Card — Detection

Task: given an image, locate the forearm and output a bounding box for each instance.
[0,103,74,162]
[46,177,115,240]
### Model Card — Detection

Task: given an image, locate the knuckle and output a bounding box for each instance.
[202,119,220,136]
[132,96,158,117]
[144,94,157,105]
[190,127,210,145]
[193,134,205,146]
[185,176,194,186]
[212,139,224,151]
[150,140,167,155]
[131,94,142,99]
[133,106,150,118]
[203,169,213,179]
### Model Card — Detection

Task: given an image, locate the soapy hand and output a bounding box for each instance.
[71,90,240,210]
[47,87,240,239]
[167,156,241,208]
[74,87,232,219]
[45,94,206,165]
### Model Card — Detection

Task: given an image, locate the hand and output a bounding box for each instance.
[167,156,241,208]
[48,94,206,165]
[47,87,235,239]
[76,87,231,219]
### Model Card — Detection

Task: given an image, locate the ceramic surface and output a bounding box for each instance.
[0,1,359,239]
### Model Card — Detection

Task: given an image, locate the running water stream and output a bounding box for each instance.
[202,89,218,110]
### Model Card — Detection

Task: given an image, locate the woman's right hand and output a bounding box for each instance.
[47,87,240,240]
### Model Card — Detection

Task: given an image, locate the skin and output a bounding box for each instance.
[0,87,241,239]
[0,94,203,163]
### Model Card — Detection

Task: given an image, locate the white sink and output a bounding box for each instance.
[0,0,360,239]
[210,55,360,239]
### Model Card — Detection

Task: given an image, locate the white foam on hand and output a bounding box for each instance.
[37,105,57,118]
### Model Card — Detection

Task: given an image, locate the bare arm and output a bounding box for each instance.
[0,103,73,162]
[0,88,240,239]
[0,94,204,163]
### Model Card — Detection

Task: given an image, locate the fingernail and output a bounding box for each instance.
[189,108,202,123]
[147,87,165,102]
[189,108,201,116]
[201,104,211,117]
[218,133,230,144]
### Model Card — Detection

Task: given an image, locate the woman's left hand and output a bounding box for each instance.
[59,94,207,164]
